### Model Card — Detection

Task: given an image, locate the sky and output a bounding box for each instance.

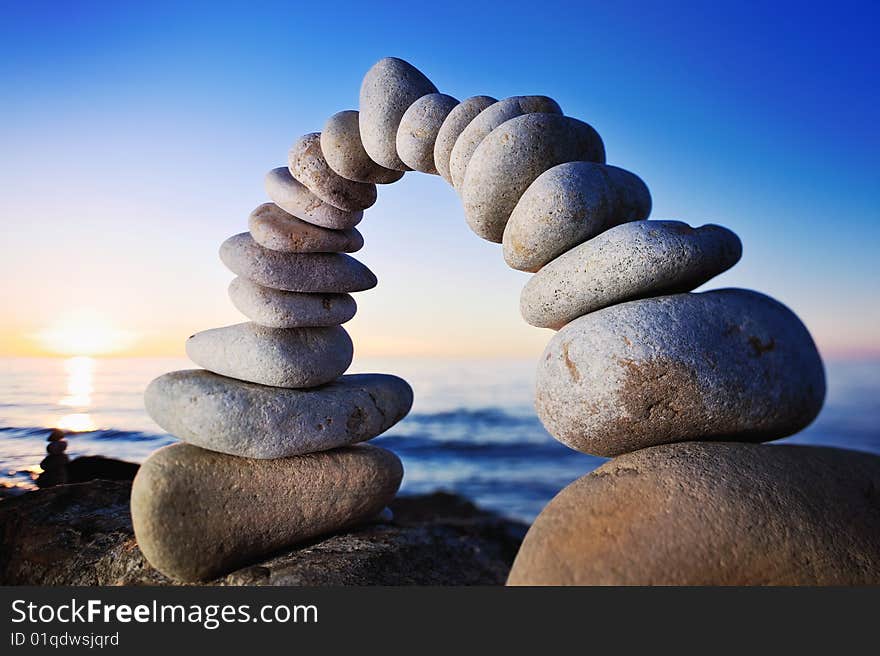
[1,0,878,359]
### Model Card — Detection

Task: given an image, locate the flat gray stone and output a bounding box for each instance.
[503,162,652,271]
[359,57,438,170]
[288,133,377,211]
[508,442,880,585]
[228,277,356,328]
[145,370,413,458]
[186,322,353,388]
[220,232,377,293]
[248,203,363,253]
[461,113,606,242]
[321,110,405,184]
[131,443,403,581]
[521,221,742,329]
[264,167,362,230]
[396,93,459,174]
[448,96,562,189]
[434,95,497,184]
[535,289,826,456]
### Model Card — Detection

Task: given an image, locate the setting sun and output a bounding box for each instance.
[33,310,136,356]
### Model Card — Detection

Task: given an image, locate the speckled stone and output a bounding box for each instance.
[508,442,880,586]
[145,370,413,458]
[535,289,825,456]
[248,203,363,253]
[228,277,356,328]
[461,113,606,242]
[396,93,459,174]
[359,57,438,170]
[264,167,362,230]
[220,232,377,293]
[434,95,497,184]
[448,96,562,189]
[186,322,352,388]
[321,110,405,184]
[288,133,377,212]
[503,162,652,271]
[521,221,742,328]
[131,443,403,581]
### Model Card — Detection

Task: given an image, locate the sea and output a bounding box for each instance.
[1,356,879,522]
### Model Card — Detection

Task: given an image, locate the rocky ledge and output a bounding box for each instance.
[0,480,525,585]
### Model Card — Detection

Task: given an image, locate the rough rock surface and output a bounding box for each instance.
[0,479,526,585]
[433,95,497,184]
[248,203,363,253]
[536,289,826,456]
[503,161,652,272]
[396,92,459,174]
[359,57,438,170]
[507,442,880,586]
[287,133,377,211]
[186,322,353,388]
[521,220,742,329]
[448,95,562,188]
[264,167,363,230]
[461,113,606,242]
[321,110,405,184]
[228,277,357,328]
[145,370,413,458]
[220,232,377,293]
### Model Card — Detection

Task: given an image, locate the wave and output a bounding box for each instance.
[373,434,595,461]
[404,407,539,428]
[0,426,168,443]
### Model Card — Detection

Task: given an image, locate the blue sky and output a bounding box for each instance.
[1,0,878,357]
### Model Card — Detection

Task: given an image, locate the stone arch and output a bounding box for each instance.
[131,57,826,583]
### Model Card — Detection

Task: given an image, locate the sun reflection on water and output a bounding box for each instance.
[57,356,96,432]
[56,412,96,432]
[60,356,94,407]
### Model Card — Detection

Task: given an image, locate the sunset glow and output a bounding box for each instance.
[34,311,136,357]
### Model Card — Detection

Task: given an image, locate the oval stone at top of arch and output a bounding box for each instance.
[396,93,460,175]
[448,95,562,189]
[461,113,606,243]
[434,95,497,184]
[359,57,438,171]
[321,110,405,185]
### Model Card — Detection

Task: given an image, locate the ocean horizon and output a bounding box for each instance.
[2,355,879,522]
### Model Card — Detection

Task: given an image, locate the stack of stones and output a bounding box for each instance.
[133,56,880,584]
[36,428,68,488]
[130,101,419,584]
